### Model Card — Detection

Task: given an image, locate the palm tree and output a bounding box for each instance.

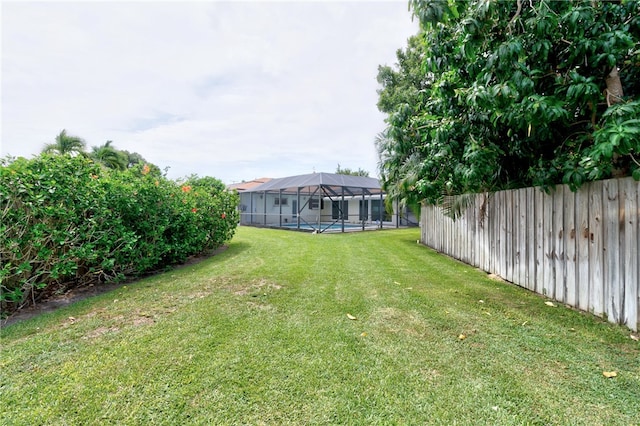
[41,129,87,155]
[375,128,424,213]
[89,141,128,171]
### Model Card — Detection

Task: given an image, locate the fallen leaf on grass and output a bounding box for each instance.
[630,334,639,341]
[346,313,357,320]
[360,332,367,337]
[545,301,556,307]
[602,371,617,378]
[458,334,466,340]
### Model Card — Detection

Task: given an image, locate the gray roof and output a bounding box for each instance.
[244,172,383,195]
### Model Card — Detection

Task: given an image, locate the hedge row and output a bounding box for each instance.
[0,154,239,316]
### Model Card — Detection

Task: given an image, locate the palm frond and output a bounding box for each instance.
[440,192,494,223]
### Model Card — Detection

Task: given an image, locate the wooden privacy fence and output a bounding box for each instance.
[421,176,640,331]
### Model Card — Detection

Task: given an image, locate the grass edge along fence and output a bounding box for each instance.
[0,154,239,317]
[421,176,640,331]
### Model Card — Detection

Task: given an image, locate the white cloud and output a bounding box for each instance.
[1,1,418,183]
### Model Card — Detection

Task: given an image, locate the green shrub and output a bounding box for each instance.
[0,155,239,316]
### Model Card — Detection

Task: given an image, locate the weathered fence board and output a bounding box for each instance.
[576,188,590,312]
[565,189,577,307]
[421,176,640,331]
[622,178,638,329]
[589,181,604,317]
[543,190,554,299]
[603,180,619,324]
[526,188,536,291]
[553,186,565,303]
[491,193,498,274]
[515,190,523,286]
[506,191,514,283]
[535,189,545,295]
[499,191,508,279]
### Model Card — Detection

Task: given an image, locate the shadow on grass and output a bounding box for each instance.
[1,241,251,328]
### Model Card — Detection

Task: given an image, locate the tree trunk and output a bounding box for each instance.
[605,66,623,107]
[605,66,627,177]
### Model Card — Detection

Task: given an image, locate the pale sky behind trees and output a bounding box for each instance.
[1,1,419,183]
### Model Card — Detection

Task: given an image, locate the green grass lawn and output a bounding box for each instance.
[1,226,639,425]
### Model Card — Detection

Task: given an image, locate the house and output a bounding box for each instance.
[234,172,416,233]
[226,177,272,192]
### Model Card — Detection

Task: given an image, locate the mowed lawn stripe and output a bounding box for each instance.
[1,226,638,425]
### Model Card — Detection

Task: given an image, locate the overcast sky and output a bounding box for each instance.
[1,1,418,183]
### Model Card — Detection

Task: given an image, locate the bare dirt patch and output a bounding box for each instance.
[131,314,155,327]
[81,312,154,340]
[83,326,121,339]
[370,306,432,338]
[230,278,283,296]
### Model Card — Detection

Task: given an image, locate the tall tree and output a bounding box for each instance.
[41,129,87,155]
[376,35,429,211]
[335,164,369,177]
[89,141,128,171]
[378,0,640,205]
[120,150,147,169]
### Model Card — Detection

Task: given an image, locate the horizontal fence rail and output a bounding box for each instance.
[421,177,640,331]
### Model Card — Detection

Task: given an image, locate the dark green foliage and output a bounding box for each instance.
[378,0,640,204]
[0,155,239,316]
[335,164,369,177]
[120,150,147,169]
[89,141,128,171]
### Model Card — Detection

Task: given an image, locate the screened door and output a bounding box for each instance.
[332,200,348,220]
[371,200,390,222]
[359,200,369,221]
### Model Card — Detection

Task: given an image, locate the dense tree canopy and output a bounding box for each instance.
[335,163,370,177]
[41,130,151,172]
[377,0,640,206]
[89,140,128,171]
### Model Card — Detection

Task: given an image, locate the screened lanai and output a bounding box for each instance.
[237,172,399,233]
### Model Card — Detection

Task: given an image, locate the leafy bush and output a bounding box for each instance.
[0,155,239,316]
[377,1,640,204]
